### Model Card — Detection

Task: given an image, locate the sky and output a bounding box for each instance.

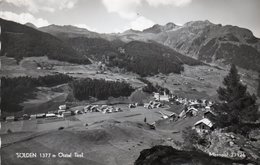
[0,0,260,37]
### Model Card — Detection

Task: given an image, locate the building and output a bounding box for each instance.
[74,110,84,114]
[189,103,202,109]
[59,105,67,110]
[22,114,30,120]
[58,109,66,115]
[36,113,46,119]
[46,113,56,118]
[30,114,37,120]
[144,103,152,109]
[114,107,122,112]
[48,110,58,115]
[6,116,15,122]
[203,110,216,119]
[185,107,198,117]
[62,111,72,117]
[178,109,186,118]
[129,103,138,108]
[194,118,213,133]
[84,105,92,112]
[159,111,177,119]
[154,92,169,102]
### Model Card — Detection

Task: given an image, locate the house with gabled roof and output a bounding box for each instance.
[194,118,214,133]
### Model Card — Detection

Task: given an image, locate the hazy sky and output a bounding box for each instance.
[0,0,260,37]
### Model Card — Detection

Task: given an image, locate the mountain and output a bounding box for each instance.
[123,29,142,34]
[116,20,260,71]
[5,18,259,74]
[143,22,179,33]
[118,41,203,76]
[39,24,103,39]
[67,37,203,76]
[0,18,91,64]
[0,18,202,76]
[24,20,260,71]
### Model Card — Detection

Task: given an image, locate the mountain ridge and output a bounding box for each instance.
[143,22,180,33]
[39,24,102,39]
[115,20,260,71]
[4,18,260,72]
[0,18,91,64]
[0,18,203,77]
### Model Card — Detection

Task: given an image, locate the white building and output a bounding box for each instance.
[154,92,169,102]
[46,113,56,118]
[6,116,15,122]
[59,105,67,110]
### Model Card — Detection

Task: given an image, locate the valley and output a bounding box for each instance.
[1,17,260,165]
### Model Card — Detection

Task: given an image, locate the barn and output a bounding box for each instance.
[194,118,214,133]
[203,110,216,119]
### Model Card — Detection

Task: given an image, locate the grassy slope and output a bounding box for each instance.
[1,120,166,165]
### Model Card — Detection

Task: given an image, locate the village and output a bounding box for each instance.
[1,54,259,164]
[2,91,216,135]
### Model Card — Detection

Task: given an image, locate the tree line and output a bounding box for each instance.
[257,72,260,97]
[1,74,72,113]
[70,78,134,100]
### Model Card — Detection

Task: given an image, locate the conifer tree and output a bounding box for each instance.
[215,64,258,129]
[257,71,260,97]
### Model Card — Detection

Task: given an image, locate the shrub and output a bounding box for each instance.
[182,126,200,150]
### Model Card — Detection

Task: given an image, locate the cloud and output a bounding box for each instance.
[74,24,97,32]
[145,0,192,7]
[4,0,78,13]
[102,0,175,32]
[112,16,154,33]
[102,0,141,19]
[129,16,154,30]
[0,11,49,27]
[101,0,192,19]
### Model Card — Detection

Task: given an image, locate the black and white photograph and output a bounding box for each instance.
[0,0,260,164]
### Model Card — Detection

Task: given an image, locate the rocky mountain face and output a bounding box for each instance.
[143,22,180,33]
[115,20,260,71]
[17,20,260,72]
[0,18,202,76]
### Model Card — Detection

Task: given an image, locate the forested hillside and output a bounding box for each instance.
[1,74,72,113]
[67,37,203,76]
[0,18,91,64]
[70,78,134,100]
